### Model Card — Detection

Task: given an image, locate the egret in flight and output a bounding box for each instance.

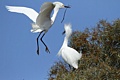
[6,2,70,55]
[58,24,82,69]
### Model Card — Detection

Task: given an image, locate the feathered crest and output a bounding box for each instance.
[64,23,72,37]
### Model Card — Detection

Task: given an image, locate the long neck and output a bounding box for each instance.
[62,36,68,47]
[51,7,59,23]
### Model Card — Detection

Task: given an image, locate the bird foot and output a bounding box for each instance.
[45,47,50,53]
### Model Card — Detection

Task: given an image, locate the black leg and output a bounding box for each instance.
[36,31,43,55]
[40,33,50,53]
[68,64,76,71]
[72,67,76,71]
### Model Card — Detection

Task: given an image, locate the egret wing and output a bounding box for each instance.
[36,3,55,26]
[62,47,81,63]
[40,2,54,12]
[61,47,82,69]
[6,6,39,22]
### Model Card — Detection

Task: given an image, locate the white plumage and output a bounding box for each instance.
[6,2,70,55]
[6,6,38,23]
[58,24,82,69]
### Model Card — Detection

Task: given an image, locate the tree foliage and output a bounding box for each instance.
[48,19,120,80]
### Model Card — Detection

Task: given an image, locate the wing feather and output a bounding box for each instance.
[40,2,54,12]
[36,3,55,26]
[6,6,39,22]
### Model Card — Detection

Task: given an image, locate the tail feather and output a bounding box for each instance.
[31,23,42,33]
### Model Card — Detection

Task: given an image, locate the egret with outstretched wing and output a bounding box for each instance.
[6,2,70,55]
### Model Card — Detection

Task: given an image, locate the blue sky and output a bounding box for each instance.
[0,0,120,80]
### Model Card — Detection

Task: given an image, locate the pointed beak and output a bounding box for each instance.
[64,5,71,8]
[62,31,66,35]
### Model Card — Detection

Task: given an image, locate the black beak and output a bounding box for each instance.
[62,31,66,35]
[64,5,71,8]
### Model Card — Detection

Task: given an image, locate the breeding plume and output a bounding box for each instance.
[58,24,82,69]
[6,2,70,55]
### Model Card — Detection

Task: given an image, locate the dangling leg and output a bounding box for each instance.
[40,33,50,53]
[37,31,43,55]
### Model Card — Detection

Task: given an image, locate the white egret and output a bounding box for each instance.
[58,24,82,69]
[6,2,70,55]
